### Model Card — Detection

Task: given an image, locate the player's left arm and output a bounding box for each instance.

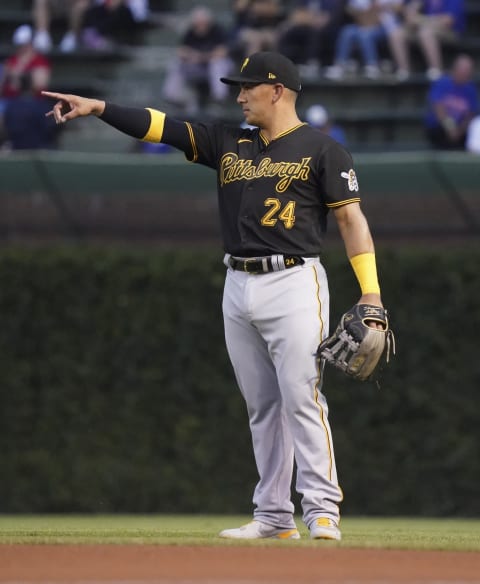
[334,202,383,324]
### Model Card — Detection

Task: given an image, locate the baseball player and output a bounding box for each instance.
[43,51,383,541]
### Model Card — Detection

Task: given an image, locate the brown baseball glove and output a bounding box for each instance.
[317,304,395,381]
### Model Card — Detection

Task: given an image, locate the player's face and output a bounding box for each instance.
[237,83,276,127]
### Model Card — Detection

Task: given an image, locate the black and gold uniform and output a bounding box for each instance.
[91,52,377,541]
[101,105,361,257]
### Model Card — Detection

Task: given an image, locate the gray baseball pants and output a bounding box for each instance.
[222,256,343,529]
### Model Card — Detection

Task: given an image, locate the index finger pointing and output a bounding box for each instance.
[41,91,67,100]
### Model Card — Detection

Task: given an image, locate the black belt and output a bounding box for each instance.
[228,254,305,274]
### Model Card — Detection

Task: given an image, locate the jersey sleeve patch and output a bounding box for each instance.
[340,169,359,192]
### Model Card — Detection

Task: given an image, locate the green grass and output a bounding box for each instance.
[0,516,479,551]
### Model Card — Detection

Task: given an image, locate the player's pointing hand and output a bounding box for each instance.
[42,91,106,124]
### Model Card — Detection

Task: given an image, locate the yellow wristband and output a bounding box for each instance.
[350,252,381,295]
[142,108,166,143]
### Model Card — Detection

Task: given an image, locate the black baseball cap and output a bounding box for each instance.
[220,51,302,92]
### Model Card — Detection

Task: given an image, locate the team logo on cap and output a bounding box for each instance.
[341,169,359,192]
[268,73,276,79]
[241,58,249,72]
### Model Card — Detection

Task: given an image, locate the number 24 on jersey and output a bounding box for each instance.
[261,198,296,230]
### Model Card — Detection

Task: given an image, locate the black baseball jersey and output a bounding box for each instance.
[99,105,361,257]
[162,119,361,256]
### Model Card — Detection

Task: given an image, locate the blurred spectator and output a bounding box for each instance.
[232,0,287,57]
[0,63,5,146]
[1,25,51,99]
[392,0,465,80]
[304,104,348,146]
[126,0,150,23]
[162,6,232,115]
[3,72,59,150]
[81,0,139,50]
[424,54,478,150]
[32,0,90,53]
[277,0,346,77]
[325,0,406,80]
[466,115,480,154]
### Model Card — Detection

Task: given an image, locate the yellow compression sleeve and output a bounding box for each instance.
[142,108,166,142]
[350,252,381,295]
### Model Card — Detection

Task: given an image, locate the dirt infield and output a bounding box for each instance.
[1,545,480,583]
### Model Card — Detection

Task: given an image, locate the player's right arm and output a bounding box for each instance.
[42,92,158,139]
[42,91,218,164]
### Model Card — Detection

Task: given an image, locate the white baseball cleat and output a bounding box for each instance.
[309,517,341,540]
[219,520,300,540]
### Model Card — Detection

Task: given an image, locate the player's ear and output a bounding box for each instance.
[271,84,284,103]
